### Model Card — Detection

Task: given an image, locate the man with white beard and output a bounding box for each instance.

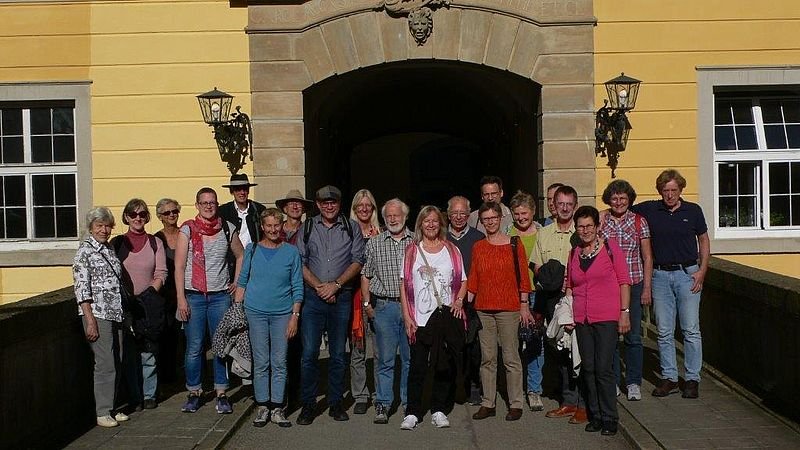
[360,199,414,424]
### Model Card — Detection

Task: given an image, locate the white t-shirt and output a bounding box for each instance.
[237,206,252,249]
[401,246,467,327]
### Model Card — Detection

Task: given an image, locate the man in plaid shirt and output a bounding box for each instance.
[361,198,414,424]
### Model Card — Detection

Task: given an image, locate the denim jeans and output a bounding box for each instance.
[142,352,158,400]
[652,265,703,382]
[184,290,231,392]
[524,293,544,394]
[247,309,291,405]
[300,287,352,406]
[613,282,644,386]
[372,298,410,407]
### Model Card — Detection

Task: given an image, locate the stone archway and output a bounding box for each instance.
[246,0,597,207]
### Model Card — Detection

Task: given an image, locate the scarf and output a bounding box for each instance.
[183,215,222,293]
[125,229,149,253]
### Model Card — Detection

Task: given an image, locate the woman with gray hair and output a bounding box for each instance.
[73,207,129,428]
[154,198,181,383]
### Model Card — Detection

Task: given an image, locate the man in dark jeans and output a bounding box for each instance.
[295,185,365,425]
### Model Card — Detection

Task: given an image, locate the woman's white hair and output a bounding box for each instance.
[84,206,115,232]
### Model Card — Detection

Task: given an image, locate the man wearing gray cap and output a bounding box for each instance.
[295,185,366,425]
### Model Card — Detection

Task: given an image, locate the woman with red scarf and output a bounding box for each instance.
[175,187,244,414]
[112,198,167,411]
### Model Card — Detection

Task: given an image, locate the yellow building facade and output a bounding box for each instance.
[0,0,796,304]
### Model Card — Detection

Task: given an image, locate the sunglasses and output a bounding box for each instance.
[159,209,180,216]
[126,211,148,219]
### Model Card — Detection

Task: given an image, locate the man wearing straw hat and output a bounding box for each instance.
[276,189,314,245]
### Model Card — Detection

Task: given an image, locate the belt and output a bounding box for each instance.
[185,289,228,295]
[373,295,400,302]
[654,261,697,271]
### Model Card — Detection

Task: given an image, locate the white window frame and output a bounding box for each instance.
[713,96,800,238]
[698,66,800,254]
[0,81,92,265]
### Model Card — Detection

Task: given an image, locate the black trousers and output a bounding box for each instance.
[575,321,619,422]
[406,310,460,419]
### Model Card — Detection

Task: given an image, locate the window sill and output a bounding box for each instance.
[0,242,78,267]
[710,234,800,254]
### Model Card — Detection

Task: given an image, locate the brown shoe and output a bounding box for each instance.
[472,406,496,420]
[568,408,588,424]
[651,379,679,397]
[505,408,522,421]
[682,380,699,399]
[545,405,577,418]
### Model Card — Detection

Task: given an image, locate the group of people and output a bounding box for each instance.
[73,169,709,437]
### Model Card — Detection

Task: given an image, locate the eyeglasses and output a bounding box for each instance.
[159,209,180,216]
[126,211,148,219]
[198,201,218,208]
[480,215,501,223]
[577,224,596,231]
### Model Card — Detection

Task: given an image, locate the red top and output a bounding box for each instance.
[467,239,532,311]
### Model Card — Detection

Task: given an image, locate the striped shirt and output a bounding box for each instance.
[361,228,413,297]
[180,221,236,292]
[598,210,651,284]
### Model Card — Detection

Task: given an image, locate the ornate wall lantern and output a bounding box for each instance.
[197,87,253,175]
[595,73,641,177]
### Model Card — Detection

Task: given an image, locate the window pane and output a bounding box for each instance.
[52,108,74,134]
[53,136,75,163]
[6,207,26,238]
[739,196,756,226]
[764,125,787,149]
[719,197,737,227]
[761,100,783,123]
[0,210,5,238]
[770,196,790,226]
[1,108,23,135]
[793,196,800,226]
[738,162,757,195]
[714,126,736,150]
[4,176,25,206]
[718,164,737,195]
[30,108,52,135]
[31,136,53,163]
[2,136,24,163]
[714,101,732,125]
[792,162,800,194]
[732,101,754,124]
[56,206,77,238]
[770,162,790,194]
[735,126,758,149]
[784,100,800,123]
[54,174,76,205]
[32,175,54,206]
[786,125,800,148]
[33,207,55,238]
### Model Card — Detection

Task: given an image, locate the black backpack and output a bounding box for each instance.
[302,214,354,246]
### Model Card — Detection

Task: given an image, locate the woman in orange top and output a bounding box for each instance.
[467,202,533,422]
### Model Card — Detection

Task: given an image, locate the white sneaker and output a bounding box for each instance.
[616,386,621,397]
[113,412,129,422]
[400,414,418,430]
[627,384,642,401]
[96,415,119,428]
[431,411,450,428]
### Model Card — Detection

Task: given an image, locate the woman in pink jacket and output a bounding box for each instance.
[566,205,631,437]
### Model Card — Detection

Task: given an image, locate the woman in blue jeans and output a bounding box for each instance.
[236,208,303,428]
[175,187,244,414]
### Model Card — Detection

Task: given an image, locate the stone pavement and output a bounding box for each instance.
[65,340,800,449]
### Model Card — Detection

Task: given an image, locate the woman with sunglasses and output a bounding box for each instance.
[112,198,167,410]
[154,198,182,383]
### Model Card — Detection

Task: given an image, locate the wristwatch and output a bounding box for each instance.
[292,311,300,317]
[363,301,370,308]
[334,280,342,289]
[620,308,630,313]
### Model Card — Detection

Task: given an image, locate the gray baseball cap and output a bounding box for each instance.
[315,185,342,201]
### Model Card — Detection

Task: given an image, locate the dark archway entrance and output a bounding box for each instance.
[303,60,540,217]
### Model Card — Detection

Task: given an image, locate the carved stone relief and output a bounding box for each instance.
[378,0,450,45]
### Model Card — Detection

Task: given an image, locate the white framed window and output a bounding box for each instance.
[713,94,800,238]
[0,103,78,240]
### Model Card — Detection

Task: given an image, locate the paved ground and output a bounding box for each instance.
[66,340,800,449]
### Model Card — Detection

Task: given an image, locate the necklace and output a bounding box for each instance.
[579,239,601,260]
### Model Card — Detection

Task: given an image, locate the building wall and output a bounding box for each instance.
[594,0,800,278]
[0,0,251,304]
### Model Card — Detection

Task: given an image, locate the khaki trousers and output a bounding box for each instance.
[477,311,523,409]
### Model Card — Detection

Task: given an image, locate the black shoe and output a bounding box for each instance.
[143,399,157,410]
[296,403,316,426]
[353,402,368,415]
[585,420,602,432]
[682,380,699,399]
[601,420,618,436]
[328,404,349,421]
[651,379,679,397]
